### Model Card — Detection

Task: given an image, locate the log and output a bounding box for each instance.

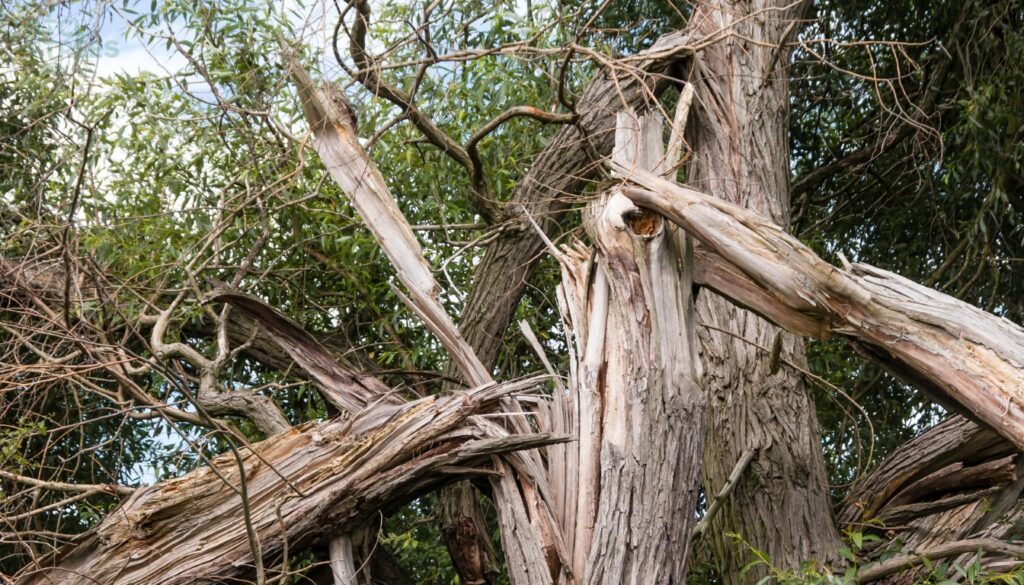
[14,378,564,585]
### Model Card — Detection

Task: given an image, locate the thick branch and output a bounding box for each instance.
[856,539,1024,584]
[838,415,1010,524]
[14,378,563,585]
[210,290,395,413]
[288,51,491,387]
[619,167,1024,451]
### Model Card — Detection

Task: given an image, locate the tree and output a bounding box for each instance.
[2,0,1023,584]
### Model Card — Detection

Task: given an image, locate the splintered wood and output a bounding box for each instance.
[617,165,1024,452]
[552,111,706,584]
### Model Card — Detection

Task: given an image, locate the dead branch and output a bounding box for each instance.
[14,377,564,585]
[617,167,1024,451]
[856,539,1024,583]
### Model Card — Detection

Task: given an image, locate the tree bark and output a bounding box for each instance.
[839,415,1024,584]
[619,168,1024,453]
[456,29,693,371]
[614,160,1024,574]
[438,27,697,585]
[288,55,568,584]
[552,111,705,584]
[440,481,500,585]
[681,1,842,580]
[13,378,561,585]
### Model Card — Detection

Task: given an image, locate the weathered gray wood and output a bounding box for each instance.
[14,378,561,585]
[330,535,359,585]
[286,52,490,388]
[838,415,1024,585]
[554,111,705,584]
[430,26,698,585]
[619,167,1024,452]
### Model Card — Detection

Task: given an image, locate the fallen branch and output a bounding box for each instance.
[208,290,396,414]
[14,377,564,585]
[616,166,1024,451]
[856,538,1024,583]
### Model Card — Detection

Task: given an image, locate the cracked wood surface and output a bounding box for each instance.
[839,415,1024,584]
[550,111,705,584]
[14,378,563,585]
[619,167,1024,452]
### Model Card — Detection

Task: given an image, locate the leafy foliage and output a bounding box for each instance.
[1,0,1022,580]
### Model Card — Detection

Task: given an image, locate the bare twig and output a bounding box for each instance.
[692,449,756,539]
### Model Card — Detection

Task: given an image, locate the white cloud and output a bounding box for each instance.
[94,40,189,78]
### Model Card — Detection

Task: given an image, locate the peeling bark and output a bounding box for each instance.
[13,378,564,585]
[618,168,1024,452]
[680,0,842,580]
[839,415,1024,584]
[436,27,697,585]
[551,111,705,584]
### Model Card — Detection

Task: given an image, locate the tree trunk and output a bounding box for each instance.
[430,29,696,585]
[682,0,842,580]
[613,158,1024,576]
[551,111,705,584]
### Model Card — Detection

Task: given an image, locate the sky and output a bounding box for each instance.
[38,0,337,80]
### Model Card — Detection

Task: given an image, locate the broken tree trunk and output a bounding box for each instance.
[13,378,562,585]
[546,111,705,584]
[439,28,698,583]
